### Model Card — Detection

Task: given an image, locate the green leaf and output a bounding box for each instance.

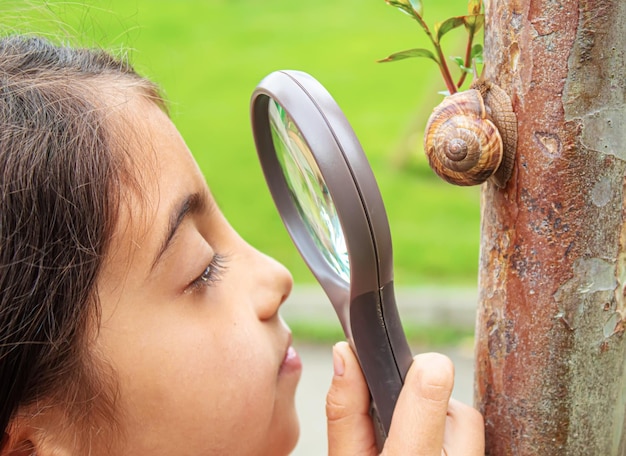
[464,13,484,33]
[385,0,422,19]
[450,56,473,74]
[451,56,465,67]
[470,43,483,60]
[378,48,438,63]
[409,0,423,17]
[385,0,431,36]
[434,16,465,43]
[468,0,482,15]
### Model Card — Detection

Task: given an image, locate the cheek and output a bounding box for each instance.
[100,303,279,453]
[200,320,279,408]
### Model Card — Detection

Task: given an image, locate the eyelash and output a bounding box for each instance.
[187,253,227,293]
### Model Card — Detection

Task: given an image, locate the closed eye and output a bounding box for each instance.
[186,253,227,294]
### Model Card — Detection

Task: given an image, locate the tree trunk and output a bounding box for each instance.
[475,0,626,454]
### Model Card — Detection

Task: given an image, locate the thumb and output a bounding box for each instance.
[382,353,455,455]
[326,341,377,456]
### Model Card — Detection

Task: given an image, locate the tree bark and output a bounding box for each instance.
[475,0,626,454]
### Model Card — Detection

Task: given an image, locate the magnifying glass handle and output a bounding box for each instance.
[371,402,387,450]
[349,282,413,450]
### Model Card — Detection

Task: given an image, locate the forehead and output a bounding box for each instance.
[100,89,206,274]
[107,86,204,199]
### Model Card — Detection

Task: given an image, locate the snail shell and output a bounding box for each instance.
[423,80,517,188]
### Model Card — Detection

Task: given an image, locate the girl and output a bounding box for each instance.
[0,35,484,455]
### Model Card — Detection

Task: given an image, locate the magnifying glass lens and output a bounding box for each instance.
[268,100,349,282]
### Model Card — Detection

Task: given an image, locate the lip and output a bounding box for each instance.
[279,333,302,376]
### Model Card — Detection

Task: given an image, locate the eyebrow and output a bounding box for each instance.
[151,190,209,271]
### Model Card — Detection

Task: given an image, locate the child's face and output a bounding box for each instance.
[94,92,301,455]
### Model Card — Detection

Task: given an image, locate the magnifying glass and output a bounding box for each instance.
[250,70,413,448]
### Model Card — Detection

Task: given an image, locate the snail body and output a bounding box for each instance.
[424,79,517,188]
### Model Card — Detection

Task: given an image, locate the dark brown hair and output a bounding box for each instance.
[0,35,162,448]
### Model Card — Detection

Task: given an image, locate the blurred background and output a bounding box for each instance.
[1,0,481,288]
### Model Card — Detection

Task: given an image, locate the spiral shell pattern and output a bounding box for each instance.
[424,89,504,186]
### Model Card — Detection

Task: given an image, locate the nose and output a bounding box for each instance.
[248,247,293,321]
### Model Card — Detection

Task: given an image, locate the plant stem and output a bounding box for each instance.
[434,42,457,94]
[413,14,457,94]
[456,28,474,88]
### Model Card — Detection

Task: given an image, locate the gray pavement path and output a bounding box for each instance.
[281,285,479,329]
[285,285,478,456]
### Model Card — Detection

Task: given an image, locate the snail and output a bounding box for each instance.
[423,78,517,188]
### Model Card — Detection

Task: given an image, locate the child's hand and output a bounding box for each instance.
[326,342,484,455]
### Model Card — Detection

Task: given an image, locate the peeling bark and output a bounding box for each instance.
[475,0,626,454]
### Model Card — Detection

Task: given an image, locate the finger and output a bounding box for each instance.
[442,398,485,455]
[383,352,454,456]
[326,341,377,456]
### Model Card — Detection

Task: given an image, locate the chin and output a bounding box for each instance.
[274,425,300,456]
[264,407,300,456]
[263,366,301,455]
[284,417,300,455]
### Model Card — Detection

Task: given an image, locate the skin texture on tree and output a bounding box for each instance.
[475,0,626,454]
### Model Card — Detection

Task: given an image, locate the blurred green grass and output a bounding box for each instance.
[2,0,482,286]
[290,319,474,347]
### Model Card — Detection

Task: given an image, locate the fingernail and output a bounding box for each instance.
[332,344,345,377]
